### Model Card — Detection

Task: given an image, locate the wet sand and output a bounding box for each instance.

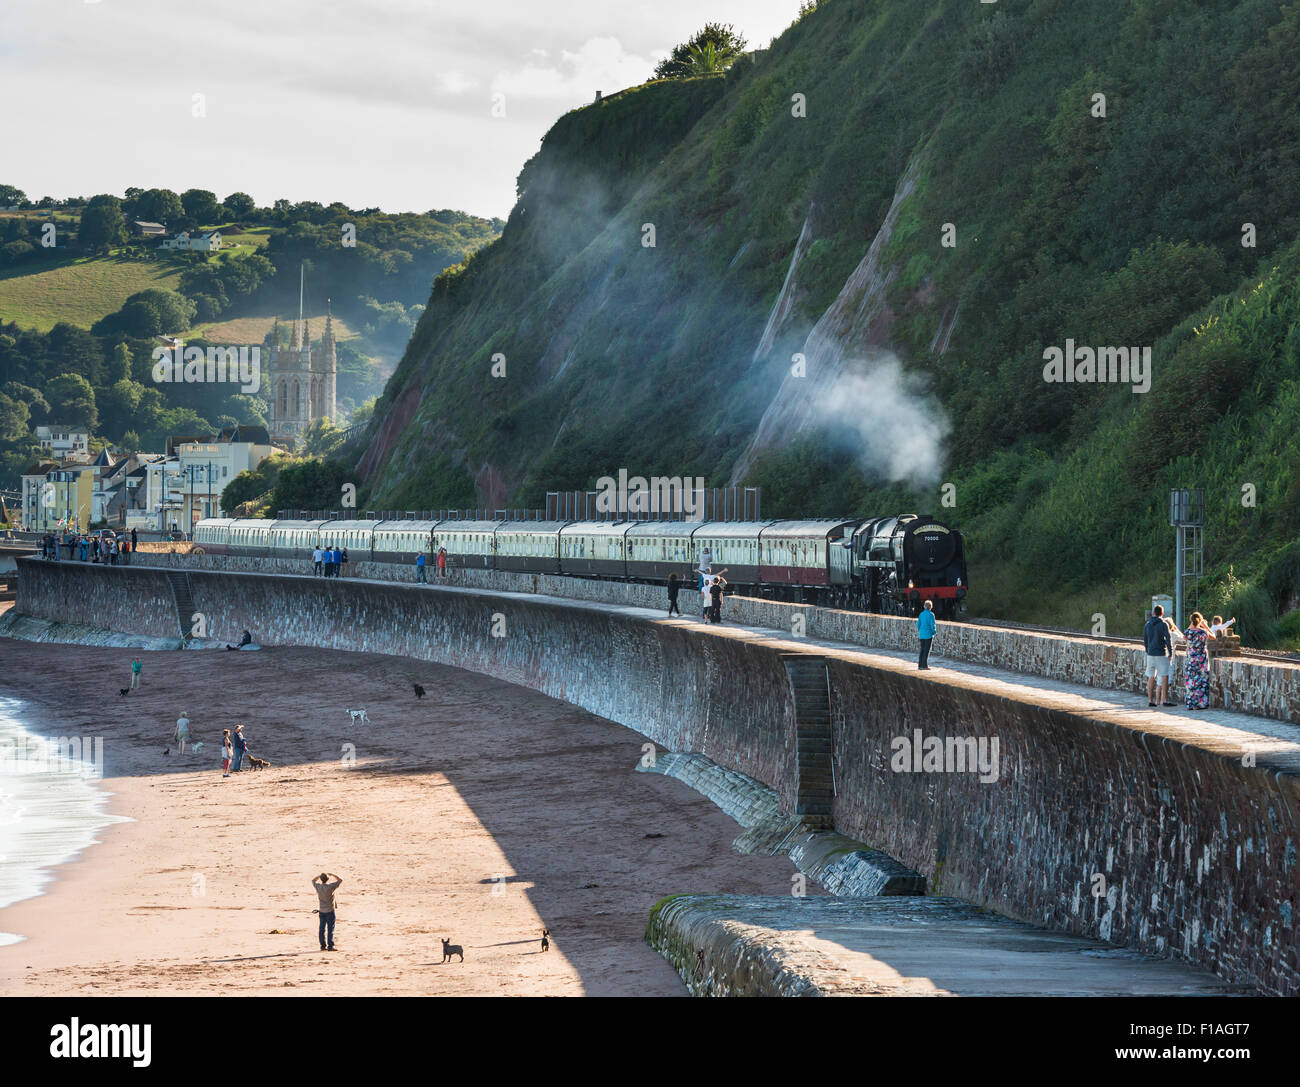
[0,637,805,995]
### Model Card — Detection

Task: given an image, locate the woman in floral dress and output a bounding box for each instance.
[1182,611,1216,710]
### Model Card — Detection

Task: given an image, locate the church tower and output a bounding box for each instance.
[268,266,336,444]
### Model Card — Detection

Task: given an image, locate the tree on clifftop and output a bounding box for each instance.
[653,22,747,79]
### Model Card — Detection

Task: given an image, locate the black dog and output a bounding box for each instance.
[441,938,463,963]
[413,683,425,699]
[119,688,130,696]
[541,929,550,952]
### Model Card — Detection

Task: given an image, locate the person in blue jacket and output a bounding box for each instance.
[917,599,936,670]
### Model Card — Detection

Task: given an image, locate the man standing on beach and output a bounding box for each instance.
[129,657,142,690]
[313,872,342,951]
[230,724,247,772]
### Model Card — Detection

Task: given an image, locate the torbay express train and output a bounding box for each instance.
[194,512,968,616]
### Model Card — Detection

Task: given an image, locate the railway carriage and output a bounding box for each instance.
[324,519,381,564]
[430,519,501,570]
[193,518,236,554]
[494,520,564,574]
[269,519,332,562]
[559,520,631,577]
[624,521,699,583]
[690,521,766,587]
[758,520,857,591]
[372,520,437,566]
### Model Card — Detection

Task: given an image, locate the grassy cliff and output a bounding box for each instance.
[360,0,1300,642]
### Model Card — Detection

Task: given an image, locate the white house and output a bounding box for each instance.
[160,230,221,252]
[35,426,89,456]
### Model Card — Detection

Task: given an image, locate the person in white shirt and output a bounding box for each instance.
[1209,615,1236,636]
[313,547,323,577]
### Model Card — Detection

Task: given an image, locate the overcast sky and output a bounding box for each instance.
[2,0,801,219]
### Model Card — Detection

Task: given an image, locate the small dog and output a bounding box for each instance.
[541,929,549,952]
[413,684,425,699]
[247,754,270,770]
[191,742,203,754]
[348,709,369,726]
[441,938,463,963]
[119,688,130,696]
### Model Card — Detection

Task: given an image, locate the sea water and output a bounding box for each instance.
[0,697,130,946]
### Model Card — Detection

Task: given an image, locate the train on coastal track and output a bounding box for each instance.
[194,512,969,617]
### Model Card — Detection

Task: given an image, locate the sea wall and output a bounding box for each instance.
[122,550,1300,724]
[12,558,1300,995]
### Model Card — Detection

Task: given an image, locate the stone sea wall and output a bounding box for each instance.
[13,558,1300,994]
[122,549,1300,724]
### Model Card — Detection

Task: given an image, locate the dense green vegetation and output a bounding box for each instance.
[358,0,1300,643]
[0,191,501,483]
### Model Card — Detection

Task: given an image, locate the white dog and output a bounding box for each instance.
[348,709,369,726]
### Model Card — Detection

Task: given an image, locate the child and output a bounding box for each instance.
[1209,615,1236,636]
[222,729,232,778]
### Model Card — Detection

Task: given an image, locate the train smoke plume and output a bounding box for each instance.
[809,355,949,486]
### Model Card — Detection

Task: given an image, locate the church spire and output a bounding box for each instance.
[296,263,305,351]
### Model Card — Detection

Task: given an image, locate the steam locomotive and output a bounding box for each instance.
[194,511,968,616]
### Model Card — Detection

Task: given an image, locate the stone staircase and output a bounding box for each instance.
[165,570,196,642]
[781,654,834,826]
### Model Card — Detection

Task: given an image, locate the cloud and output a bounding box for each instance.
[491,36,656,101]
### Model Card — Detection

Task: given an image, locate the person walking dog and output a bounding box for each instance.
[917,600,936,669]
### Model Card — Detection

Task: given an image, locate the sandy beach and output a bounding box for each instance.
[0,635,805,996]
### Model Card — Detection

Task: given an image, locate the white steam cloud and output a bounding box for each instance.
[808,356,949,486]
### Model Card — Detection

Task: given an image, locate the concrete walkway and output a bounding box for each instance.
[651,895,1241,996]
[633,603,1300,777]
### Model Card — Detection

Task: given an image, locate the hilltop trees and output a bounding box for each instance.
[181,188,221,225]
[654,23,747,79]
[222,191,256,219]
[79,195,127,253]
[127,188,183,226]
